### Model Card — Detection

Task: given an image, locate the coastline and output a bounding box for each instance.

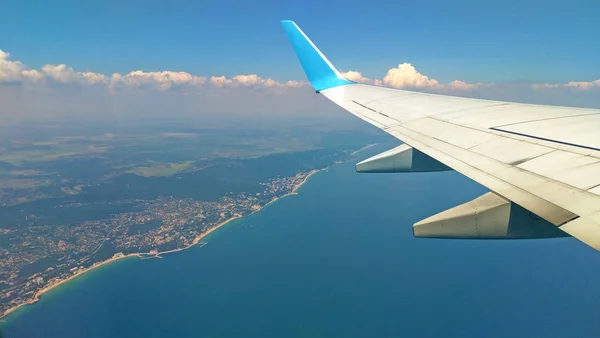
[2,252,140,318]
[0,167,326,320]
[292,169,320,194]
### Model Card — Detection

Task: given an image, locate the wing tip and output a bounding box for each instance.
[280,19,353,92]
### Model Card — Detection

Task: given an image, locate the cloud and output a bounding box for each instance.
[209,74,306,89]
[42,64,109,85]
[531,83,561,90]
[342,63,600,93]
[341,70,373,84]
[380,63,440,89]
[0,50,24,82]
[110,70,207,90]
[446,80,483,91]
[208,76,232,88]
[343,66,483,91]
[21,69,44,82]
[231,74,264,86]
[565,80,600,90]
[0,49,45,83]
[205,74,307,91]
[530,80,600,91]
[281,80,305,88]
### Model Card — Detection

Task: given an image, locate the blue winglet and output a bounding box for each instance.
[281,20,354,92]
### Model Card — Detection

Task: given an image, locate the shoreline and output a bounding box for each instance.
[0,167,326,320]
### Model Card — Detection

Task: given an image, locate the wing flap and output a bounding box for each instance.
[402,118,497,149]
[413,192,569,239]
[494,114,600,151]
[518,151,600,190]
[390,123,600,220]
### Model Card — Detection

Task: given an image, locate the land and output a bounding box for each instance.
[127,161,194,177]
[0,122,384,319]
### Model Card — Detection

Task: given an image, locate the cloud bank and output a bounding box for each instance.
[0,49,307,92]
[2,49,599,93]
[342,63,599,92]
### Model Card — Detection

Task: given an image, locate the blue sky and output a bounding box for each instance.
[1,0,599,84]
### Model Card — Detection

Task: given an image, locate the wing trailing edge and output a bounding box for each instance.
[414,192,569,239]
[356,144,451,173]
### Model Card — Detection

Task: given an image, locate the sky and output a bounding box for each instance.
[1,0,600,124]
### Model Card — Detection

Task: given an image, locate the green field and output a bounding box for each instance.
[127,161,194,177]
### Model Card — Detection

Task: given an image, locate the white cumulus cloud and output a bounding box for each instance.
[110,70,207,90]
[446,80,482,91]
[0,49,306,92]
[0,50,25,82]
[209,76,233,88]
[208,74,306,89]
[341,70,373,84]
[231,74,263,86]
[0,49,46,83]
[381,63,440,89]
[42,64,108,85]
[342,68,481,91]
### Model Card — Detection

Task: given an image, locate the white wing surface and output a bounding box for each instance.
[281,20,600,252]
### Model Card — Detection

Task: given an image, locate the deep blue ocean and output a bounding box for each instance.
[3,145,600,337]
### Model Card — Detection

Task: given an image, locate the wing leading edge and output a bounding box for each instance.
[281,20,600,252]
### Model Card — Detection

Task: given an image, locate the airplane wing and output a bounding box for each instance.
[281,20,600,252]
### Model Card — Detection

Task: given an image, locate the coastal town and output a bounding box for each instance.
[0,169,320,318]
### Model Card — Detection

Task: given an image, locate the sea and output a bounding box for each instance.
[2,145,600,338]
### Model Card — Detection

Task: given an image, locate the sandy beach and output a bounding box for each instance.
[292,169,319,194]
[1,168,325,320]
[2,252,139,318]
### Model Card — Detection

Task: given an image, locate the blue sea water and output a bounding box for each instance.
[3,146,600,337]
